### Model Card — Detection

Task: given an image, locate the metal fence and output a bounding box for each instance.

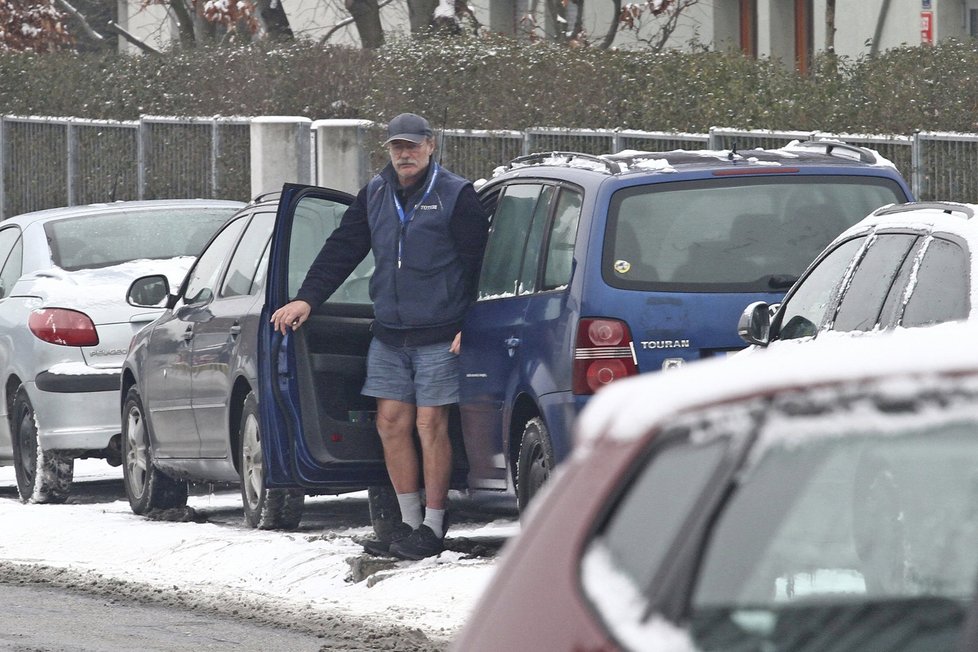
[0,115,249,219]
[5,115,978,218]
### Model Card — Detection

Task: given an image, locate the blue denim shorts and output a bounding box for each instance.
[362,338,460,407]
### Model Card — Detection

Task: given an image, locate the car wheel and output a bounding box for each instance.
[239,391,304,530]
[367,485,402,540]
[122,386,188,514]
[516,417,555,513]
[11,387,73,504]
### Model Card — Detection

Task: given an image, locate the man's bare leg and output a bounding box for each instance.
[375,398,419,494]
[416,404,452,511]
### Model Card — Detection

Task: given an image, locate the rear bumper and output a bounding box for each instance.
[26,381,121,453]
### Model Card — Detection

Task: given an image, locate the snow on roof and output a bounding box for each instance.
[574,321,978,450]
[846,202,978,239]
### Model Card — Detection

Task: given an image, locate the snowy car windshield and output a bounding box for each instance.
[47,208,233,271]
[581,378,978,650]
[603,176,906,293]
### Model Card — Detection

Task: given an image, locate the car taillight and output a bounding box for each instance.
[572,318,638,395]
[28,308,99,347]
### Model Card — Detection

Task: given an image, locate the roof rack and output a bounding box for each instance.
[784,139,877,164]
[251,190,282,205]
[506,151,623,174]
[873,201,975,219]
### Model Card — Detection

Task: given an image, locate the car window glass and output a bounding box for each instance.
[900,237,969,327]
[776,237,866,340]
[688,386,978,650]
[288,197,374,305]
[221,212,274,298]
[252,240,271,294]
[832,234,917,332]
[580,431,732,629]
[543,188,583,290]
[183,216,248,305]
[46,207,233,271]
[604,177,905,293]
[0,227,20,269]
[0,228,22,298]
[478,184,544,299]
[516,185,554,296]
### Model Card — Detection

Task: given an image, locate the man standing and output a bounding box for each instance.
[270,113,489,560]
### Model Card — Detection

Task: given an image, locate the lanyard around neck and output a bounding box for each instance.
[392,163,439,226]
[393,163,439,269]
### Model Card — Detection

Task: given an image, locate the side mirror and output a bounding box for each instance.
[738,301,771,346]
[127,275,171,308]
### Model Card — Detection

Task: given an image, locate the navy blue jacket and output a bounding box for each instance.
[294,162,489,346]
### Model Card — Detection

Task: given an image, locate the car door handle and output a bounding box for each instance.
[229,323,242,338]
[183,325,194,341]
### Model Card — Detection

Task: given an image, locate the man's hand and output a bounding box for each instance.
[450,331,462,355]
[270,300,312,335]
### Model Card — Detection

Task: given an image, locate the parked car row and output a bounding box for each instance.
[1,140,917,527]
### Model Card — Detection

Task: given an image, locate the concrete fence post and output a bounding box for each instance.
[313,119,374,194]
[0,116,6,220]
[250,116,313,198]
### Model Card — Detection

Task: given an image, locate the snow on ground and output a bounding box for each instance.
[0,460,519,647]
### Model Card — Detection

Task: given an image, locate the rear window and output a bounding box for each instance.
[48,207,234,271]
[603,176,908,293]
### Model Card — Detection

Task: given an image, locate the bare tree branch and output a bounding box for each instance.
[320,0,394,45]
[600,0,622,49]
[55,0,105,43]
[107,20,162,55]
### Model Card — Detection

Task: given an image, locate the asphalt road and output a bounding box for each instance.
[0,472,516,652]
[0,580,330,652]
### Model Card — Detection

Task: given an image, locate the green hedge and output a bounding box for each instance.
[3,34,978,134]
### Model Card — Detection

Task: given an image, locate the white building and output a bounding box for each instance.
[116,0,978,72]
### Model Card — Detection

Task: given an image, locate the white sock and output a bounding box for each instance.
[396,492,423,529]
[423,507,445,539]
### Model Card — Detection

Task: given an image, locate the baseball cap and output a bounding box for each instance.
[384,113,433,145]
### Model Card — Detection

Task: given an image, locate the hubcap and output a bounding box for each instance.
[241,412,263,510]
[125,404,149,499]
[527,442,549,494]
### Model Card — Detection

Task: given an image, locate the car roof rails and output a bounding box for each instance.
[506,151,624,175]
[251,190,283,205]
[782,139,877,164]
[873,201,975,219]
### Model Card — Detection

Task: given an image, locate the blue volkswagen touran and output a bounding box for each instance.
[255,140,912,521]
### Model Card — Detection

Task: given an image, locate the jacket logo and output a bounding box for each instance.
[418,204,438,210]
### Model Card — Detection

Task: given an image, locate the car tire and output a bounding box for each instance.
[122,386,188,514]
[516,416,555,513]
[239,391,304,530]
[11,387,73,504]
[367,485,402,540]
